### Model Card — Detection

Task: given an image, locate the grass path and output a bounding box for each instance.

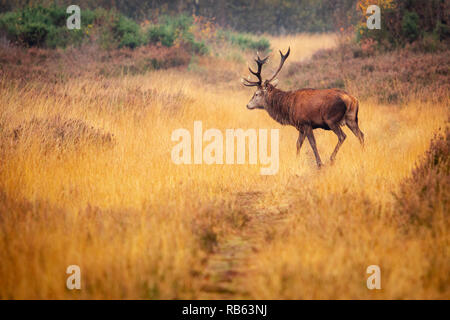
[199,191,290,299]
[198,36,338,299]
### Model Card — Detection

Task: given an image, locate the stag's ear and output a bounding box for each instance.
[264,82,274,91]
[271,79,279,87]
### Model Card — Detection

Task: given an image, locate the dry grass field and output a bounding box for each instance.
[0,34,448,299]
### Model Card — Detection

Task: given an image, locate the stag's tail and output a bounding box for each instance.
[338,93,359,126]
[340,93,364,145]
[346,95,360,124]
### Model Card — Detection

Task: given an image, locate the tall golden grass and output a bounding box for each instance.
[0,34,448,299]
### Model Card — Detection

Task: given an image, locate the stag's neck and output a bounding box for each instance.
[265,88,293,126]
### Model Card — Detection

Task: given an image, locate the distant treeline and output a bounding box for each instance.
[0,0,448,47]
[0,0,359,34]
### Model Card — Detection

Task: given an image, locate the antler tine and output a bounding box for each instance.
[267,47,290,83]
[241,77,260,87]
[241,51,269,87]
[247,54,268,85]
[255,52,269,64]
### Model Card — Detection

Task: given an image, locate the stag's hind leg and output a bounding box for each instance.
[346,119,365,147]
[329,123,346,163]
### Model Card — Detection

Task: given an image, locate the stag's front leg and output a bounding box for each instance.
[305,126,323,168]
[296,129,306,156]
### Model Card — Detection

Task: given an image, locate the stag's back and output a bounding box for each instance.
[268,87,357,129]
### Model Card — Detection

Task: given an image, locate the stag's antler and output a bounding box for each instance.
[242,48,290,87]
[266,47,290,83]
[242,53,268,87]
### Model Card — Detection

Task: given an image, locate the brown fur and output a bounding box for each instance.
[263,83,364,167]
[244,48,364,168]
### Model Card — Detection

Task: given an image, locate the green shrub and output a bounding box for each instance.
[0,8,51,46]
[146,15,193,47]
[147,25,176,47]
[80,9,96,26]
[219,30,270,51]
[46,27,85,48]
[190,40,209,55]
[0,5,92,48]
[113,16,143,48]
[161,14,192,33]
[21,22,51,46]
[231,34,270,51]
[145,15,209,55]
[119,32,143,49]
[402,11,420,43]
[0,5,144,49]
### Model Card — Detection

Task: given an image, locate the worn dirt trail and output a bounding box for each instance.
[199,191,290,299]
[198,37,337,299]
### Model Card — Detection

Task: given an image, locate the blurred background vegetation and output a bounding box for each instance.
[0,1,448,103]
[1,0,359,34]
[0,0,448,51]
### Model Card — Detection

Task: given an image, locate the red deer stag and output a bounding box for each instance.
[242,47,364,168]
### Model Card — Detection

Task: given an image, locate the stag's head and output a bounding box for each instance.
[242,47,290,110]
